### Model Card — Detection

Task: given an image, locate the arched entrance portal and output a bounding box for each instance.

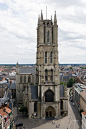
[45,106,56,118]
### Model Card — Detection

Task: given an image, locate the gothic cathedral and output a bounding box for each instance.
[16,10,68,119]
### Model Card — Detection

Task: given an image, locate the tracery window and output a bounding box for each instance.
[45,90,54,102]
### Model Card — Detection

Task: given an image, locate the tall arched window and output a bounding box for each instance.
[45,90,54,102]
[50,69,53,82]
[45,69,48,82]
[45,52,47,63]
[50,52,52,63]
[24,76,26,83]
[28,76,31,83]
[47,31,49,42]
[20,76,22,83]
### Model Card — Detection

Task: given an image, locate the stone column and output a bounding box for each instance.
[29,102,32,119]
[37,102,41,118]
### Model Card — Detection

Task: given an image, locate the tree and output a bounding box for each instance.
[60,81,66,87]
[70,67,73,69]
[19,106,28,115]
[67,78,75,87]
[81,67,84,69]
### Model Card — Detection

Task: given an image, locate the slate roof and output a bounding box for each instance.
[0,77,3,81]
[9,82,16,89]
[7,92,12,99]
[6,83,10,88]
[9,102,12,109]
[60,85,64,97]
[19,65,35,74]
[30,85,38,100]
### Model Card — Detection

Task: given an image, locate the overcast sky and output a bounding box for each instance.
[0,0,86,64]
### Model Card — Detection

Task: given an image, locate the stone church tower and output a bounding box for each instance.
[16,9,68,119]
[36,10,61,119]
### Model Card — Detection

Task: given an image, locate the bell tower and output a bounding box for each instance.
[36,10,60,119]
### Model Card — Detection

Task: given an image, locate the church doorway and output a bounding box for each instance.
[45,106,56,118]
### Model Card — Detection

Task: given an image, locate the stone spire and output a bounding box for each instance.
[54,11,57,25]
[41,10,43,20]
[16,61,19,68]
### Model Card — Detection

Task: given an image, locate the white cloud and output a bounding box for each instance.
[0,0,86,64]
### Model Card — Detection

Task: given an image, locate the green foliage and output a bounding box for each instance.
[70,67,73,69]
[60,81,65,86]
[67,78,75,87]
[81,67,85,69]
[69,88,72,96]
[19,106,28,113]
[80,66,86,69]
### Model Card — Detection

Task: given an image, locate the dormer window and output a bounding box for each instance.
[47,31,49,42]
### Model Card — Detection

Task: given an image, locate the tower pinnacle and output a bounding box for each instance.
[41,10,43,20]
[54,11,57,25]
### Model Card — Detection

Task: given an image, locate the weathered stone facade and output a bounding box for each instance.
[16,10,68,119]
[36,10,68,119]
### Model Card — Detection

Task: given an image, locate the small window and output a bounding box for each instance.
[24,76,26,83]
[50,52,52,63]
[20,76,22,83]
[28,76,31,83]
[47,31,49,42]
[45,52,47,63]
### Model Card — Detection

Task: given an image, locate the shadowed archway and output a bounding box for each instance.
[45,90,54,102]
[45,106,56,118]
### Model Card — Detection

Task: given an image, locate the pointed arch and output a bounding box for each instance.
[45,90,54,102]
[45,106,56,117]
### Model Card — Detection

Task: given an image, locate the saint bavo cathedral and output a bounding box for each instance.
[16,10,68,119]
